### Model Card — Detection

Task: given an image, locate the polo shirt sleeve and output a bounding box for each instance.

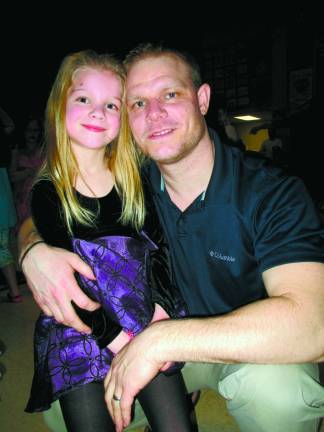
[253,176,324,273]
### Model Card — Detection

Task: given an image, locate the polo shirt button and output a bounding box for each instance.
[178,217,185,226]
[177,217,187,235]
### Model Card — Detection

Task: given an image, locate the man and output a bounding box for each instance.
[20,44,324,432]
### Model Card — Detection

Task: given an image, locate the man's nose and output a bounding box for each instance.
[146,100,167,122]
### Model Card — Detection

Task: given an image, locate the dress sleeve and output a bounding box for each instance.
[30,180,72,250]
[143,180,187,318]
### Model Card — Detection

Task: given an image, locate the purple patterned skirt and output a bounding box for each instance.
[26,235,157,412]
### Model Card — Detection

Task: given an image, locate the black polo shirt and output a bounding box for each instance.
[144,129,324,316]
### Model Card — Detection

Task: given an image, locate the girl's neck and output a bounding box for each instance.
[75,167,114,198]
[73,148,114,198]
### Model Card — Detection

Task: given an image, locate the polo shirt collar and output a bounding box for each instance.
[148,128,231,204]
[160,175,207,201]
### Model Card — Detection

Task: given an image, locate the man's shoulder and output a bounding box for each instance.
[236,149,286,185]
[223,147,307,212]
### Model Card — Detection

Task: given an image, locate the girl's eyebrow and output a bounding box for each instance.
[70,87,86,94]
[69,88,122,103]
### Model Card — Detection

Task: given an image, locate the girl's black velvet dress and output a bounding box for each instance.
[25,180,186,412]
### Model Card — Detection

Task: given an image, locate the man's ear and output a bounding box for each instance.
[197,83,211,116]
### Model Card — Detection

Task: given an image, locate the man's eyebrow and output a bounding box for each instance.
[126,94,142,102]
[126,83,184,101]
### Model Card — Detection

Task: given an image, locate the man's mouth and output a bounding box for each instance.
[148,128,174,139]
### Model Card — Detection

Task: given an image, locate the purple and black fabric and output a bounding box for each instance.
[26,233,158,412]
[73,234,157,337]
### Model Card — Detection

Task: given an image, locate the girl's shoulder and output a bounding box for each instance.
[32,178,55,193]
[31,179,60,208]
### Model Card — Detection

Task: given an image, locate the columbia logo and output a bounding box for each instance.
[209,251,236,262]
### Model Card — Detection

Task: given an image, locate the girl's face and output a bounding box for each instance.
[25,119,41,149]
[66,68,122,153]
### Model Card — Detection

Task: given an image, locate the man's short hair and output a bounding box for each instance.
[124,42,202,89]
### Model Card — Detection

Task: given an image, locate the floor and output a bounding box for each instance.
[0,283,239,432]
[0,283,323,432]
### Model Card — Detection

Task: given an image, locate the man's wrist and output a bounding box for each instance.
[19,240,46,270]
[146,319,178,363]
[18,224,43,268]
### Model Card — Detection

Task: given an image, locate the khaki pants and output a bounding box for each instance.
[44,362,324,432]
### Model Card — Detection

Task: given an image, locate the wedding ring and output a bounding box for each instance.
[113,394,121,402]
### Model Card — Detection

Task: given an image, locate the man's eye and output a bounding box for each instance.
[165,92,176,100]
[134,100,145,108]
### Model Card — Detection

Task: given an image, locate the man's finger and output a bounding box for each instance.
[104,369,117,424]
[68,254,95,280]
[112,393,124,432]
[68,285,100,313]
[56,291,93,333]
[44,302,65,324]
[120,391,135,429]
[41,304,53,316]
[159,361,173,371]
[27,280,47,313]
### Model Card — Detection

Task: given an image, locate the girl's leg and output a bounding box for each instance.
[138,372,197,432]
[59,382,115,432]
[0,228,21,299]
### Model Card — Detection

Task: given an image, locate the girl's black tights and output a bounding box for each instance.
[59,381,115,431]
[59,372,197,432]
[137,371,196,432]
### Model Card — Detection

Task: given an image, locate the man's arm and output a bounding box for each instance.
[104,261,324,429]
[19,218,99,333]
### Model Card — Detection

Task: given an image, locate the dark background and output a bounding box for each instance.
[2,6,324,203]
[1,6,304,123]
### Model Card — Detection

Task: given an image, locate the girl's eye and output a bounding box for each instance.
[77,96,89,103]
[106,103,119,111]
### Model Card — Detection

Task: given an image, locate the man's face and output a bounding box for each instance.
[126,55,209,164]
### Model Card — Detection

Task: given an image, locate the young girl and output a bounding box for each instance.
[11,116,44,231]
[25,50,195,432]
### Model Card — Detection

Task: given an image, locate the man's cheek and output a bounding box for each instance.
[129,117,142,139]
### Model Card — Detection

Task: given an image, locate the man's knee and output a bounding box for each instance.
[182,362,221,393]
[43,400,67,432]
[220,363,324,422]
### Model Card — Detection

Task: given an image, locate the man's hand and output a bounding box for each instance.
[22,242,99,333]
[104,327,167,432]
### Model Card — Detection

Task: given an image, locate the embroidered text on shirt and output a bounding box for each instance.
[209,251,236,262]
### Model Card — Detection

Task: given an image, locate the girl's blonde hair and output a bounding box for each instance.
[37,49,145,235]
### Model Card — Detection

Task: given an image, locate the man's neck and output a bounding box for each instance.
[158,133,215,212]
